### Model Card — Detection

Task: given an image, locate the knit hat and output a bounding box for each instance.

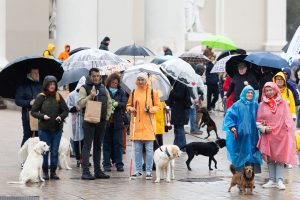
[137,72,148,80]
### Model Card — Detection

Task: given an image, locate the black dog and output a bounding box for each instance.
[197,107,219,139]
[181,138,226,171]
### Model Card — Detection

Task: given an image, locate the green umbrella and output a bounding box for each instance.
[201,35,237,50]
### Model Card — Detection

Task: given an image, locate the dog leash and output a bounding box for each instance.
[159,147,171,158]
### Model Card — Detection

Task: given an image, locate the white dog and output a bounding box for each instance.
[154,145,181,183]
[18,137,72,170]
[9,141,49,184]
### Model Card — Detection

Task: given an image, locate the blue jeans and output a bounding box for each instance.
[103,124,124,168]
[188,107,199,132]
[39,130,62,169]
[173,125,186,151]
[134,140,153,175]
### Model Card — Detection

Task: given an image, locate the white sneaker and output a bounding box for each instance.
[277,180,286,190]
[262,180,276,188]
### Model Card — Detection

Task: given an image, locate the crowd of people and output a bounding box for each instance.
[14,39,300,191]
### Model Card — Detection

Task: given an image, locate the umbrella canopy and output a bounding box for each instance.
[58,68,89,87]
[0,56,63,99]
[201,35,237,50]
[210,55,234,73]
[120,63,171,101]
[115,43,155,57]
[244,52,290,69]
[151,55,176,65]
[179,51,210,65]
[62,48,124,71]
[225,55,248,78]
[160,58,197,87]
[69,47,90,56]
[216,49,247,61]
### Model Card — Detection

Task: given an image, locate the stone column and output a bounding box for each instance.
[144,0,185,54]
[0,0,8,70]
[264,0,286,51]
[215,0,225,35]
[55,0,98,55]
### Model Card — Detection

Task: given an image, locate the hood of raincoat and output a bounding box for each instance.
[43,75,58,91]
[64,44,70,52]
[261,82,282,101]
[135,72,149,90]
[273,72,287,88]
[48,43,55,53]
[240,85,256,104]
[282,67,291,79]
[75,76,86,91]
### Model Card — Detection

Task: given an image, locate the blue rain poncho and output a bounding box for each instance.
[223,85,262,169]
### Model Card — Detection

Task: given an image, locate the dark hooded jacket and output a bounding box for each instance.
[31,76,69,132]
[282,67,300,106]
[164,48,173,56]
[99,37,110,51]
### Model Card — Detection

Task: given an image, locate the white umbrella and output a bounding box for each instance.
[121,63,171,101]
[160,58,197,87]
[210,55,233,73]
[62,48,124,71]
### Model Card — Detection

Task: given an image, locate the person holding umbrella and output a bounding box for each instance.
[15,68,43,147]
[67,76,86,167]
[126,72,161,179]
[31,76,69,180]
[103,73,128,172]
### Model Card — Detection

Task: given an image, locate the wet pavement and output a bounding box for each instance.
[1,109,300,200]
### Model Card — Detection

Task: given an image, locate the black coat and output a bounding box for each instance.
[108,88,128,129]
[205,62,219,85]
[167,82,192,126]
[164,48,173,56]
[99,42,109,51]
[15,79,42,122]
[258,73,274,102]
[226,72,259,102]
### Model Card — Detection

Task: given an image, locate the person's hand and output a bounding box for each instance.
[223,96,228,100]
[76,105,80,111]
[90,86,97,97]
[230,127,236,133]
[194,99,199,105]
[244,81,249,86]
[129,107,136,113]
[56,116,62,123]
[113,101,119,107]
[44,115,50,120]
[30,99,35,106]
[265,126,272,134]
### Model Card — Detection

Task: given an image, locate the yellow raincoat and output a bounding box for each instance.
[155,102,166,135]
[43,43,55,58]
[126,79,161,141]
[273,72,296,118]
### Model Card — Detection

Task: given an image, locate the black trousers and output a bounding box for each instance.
[82,120,106,174]
[207,84,219,110]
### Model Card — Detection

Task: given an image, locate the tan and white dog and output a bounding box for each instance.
[9,141,50,184]
[154,145,181,183]
[18,137,72,170]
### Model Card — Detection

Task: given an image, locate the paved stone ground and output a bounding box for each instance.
[1,109,300,200]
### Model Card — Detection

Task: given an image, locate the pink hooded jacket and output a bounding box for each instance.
[256,82,296,164]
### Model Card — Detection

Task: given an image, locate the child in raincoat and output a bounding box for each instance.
[223,85,262,173]
[256,82,296,190]
[43,43,56,59]
[67,77,86,167]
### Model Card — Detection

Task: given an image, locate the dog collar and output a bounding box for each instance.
[160,147,171,158]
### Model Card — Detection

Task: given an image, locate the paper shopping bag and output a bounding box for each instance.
[84,101,102,123]
[29,111,39,131]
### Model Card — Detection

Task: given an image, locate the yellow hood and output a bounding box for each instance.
[47,43,55,53]
[273,72,287,89]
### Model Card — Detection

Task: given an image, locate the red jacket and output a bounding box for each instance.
[223,76,234,109]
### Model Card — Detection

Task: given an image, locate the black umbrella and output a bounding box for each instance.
[69,47,90,56]
[115,43,155,64]
[0,56,63,99]
[216,49,247,61]
[225,54,248,78]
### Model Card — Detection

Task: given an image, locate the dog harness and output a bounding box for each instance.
[160,147,171,158]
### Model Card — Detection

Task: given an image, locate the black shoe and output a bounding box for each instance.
[104,167,111,172]
[76,160,81,167]
[50,172,60,180]
[95,171,110,179]
[117,167,124,172]
[42,167,49,180]
[81,173,95,180]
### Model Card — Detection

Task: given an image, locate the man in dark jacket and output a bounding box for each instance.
[78,68,112,180]
[163,46,173,56]
[224,63,259,102]
[15,68,42,147]
[167,79,192,151]
[99,37,110,51]
[205,62,219,111]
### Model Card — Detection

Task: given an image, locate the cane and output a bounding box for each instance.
[129,102,137,180]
